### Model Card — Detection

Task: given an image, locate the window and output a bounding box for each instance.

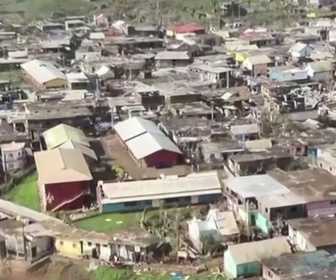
[8,153,13,158]
[145,200,152,206]
[330,201,336,205]
[183,197,191,203]
[73,243,77,248]
[59,241,64,246]
[124,201,137,207]
[164,198,177,204]
[320,163,323,168]
[330,167,333,172]
[87,242,92,246]
[291,207,297,213]
[265,208,269,213]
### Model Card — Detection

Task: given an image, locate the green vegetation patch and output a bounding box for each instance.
[0,70,22,82]
[74,211,142,232]
[6,172,41,211]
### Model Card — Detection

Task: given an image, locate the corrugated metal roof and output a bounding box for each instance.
[224,174,289,199]
[289,42,308,53]
[66,72,88,82]
[226,237,291,264]
[155,51,190,60]
[230,123,260,135]
[245,54,272,65]
[59,140,97,161]
[126,132,181,160]
[21,59,66,84]
[34,148,92,184]
[43,124,89,150]
[207,209,239,236]
[167,23,205,33]
[114,117,162,142]
[100,171,221,203]
[0,199,60,223]
[307,61,334,72]
[245,139,272,152]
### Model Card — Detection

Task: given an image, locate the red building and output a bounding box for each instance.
[166,23,206,37]
[114,117,182,168]
[34,148,93,212]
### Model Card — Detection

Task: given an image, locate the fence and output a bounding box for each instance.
[0,165,36,195]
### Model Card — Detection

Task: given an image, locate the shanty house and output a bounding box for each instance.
[114,117,181,168]
[34,148,92,212]
[242,54,272,76]
[224,237,292,278]
[305,61,334,81]
[268,67,308,82]
[0,220,54,262]
[188,208,239,252]
[43,124,89,149]
[21,59,67,89]
[288,217,336,254]
[289,42,313,58]
[97,171,222,213]
[224,173,305,234]
[261,250,336,280]
[0,142,26,172]
[43,124,97,161]
[229,123,260,140]
[66,72,89,90]
[155,51,192,68]
[166,23,205,37]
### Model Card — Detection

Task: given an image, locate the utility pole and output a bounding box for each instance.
[3,154,7,184]
[22,226,27,261]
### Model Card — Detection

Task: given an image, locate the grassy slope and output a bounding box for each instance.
[0,0,290,27]
[6,172,41,211]
[0,0,96,21]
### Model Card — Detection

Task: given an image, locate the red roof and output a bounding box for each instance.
[104,28,123,36]
[240,32,259,38]
[167,23,205,33]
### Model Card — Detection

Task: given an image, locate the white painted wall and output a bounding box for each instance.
[82,241,111,260]
[100,244,111,260]
[316,148,336,175]
[288,225,316,252]
[187,219,202,252]
[290,46,313,58]
[242,59,253,71]
[2,147,26,172]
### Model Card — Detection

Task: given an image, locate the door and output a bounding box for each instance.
[191,196,198,204]
[31,247,37,258]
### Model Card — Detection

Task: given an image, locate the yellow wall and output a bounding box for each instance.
[55,238,82,257]
[166,30,175,37]
[235,52,247,63]
[44,78,67,89]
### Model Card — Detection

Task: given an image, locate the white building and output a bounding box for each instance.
[66,72,89,90]
[65,20,85,31]
[0,142,26,172]
[188,209,239,252]
[305,61,334,81]
[288,216,336,255]
[289,42,314,58]
[316,144,336,175]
